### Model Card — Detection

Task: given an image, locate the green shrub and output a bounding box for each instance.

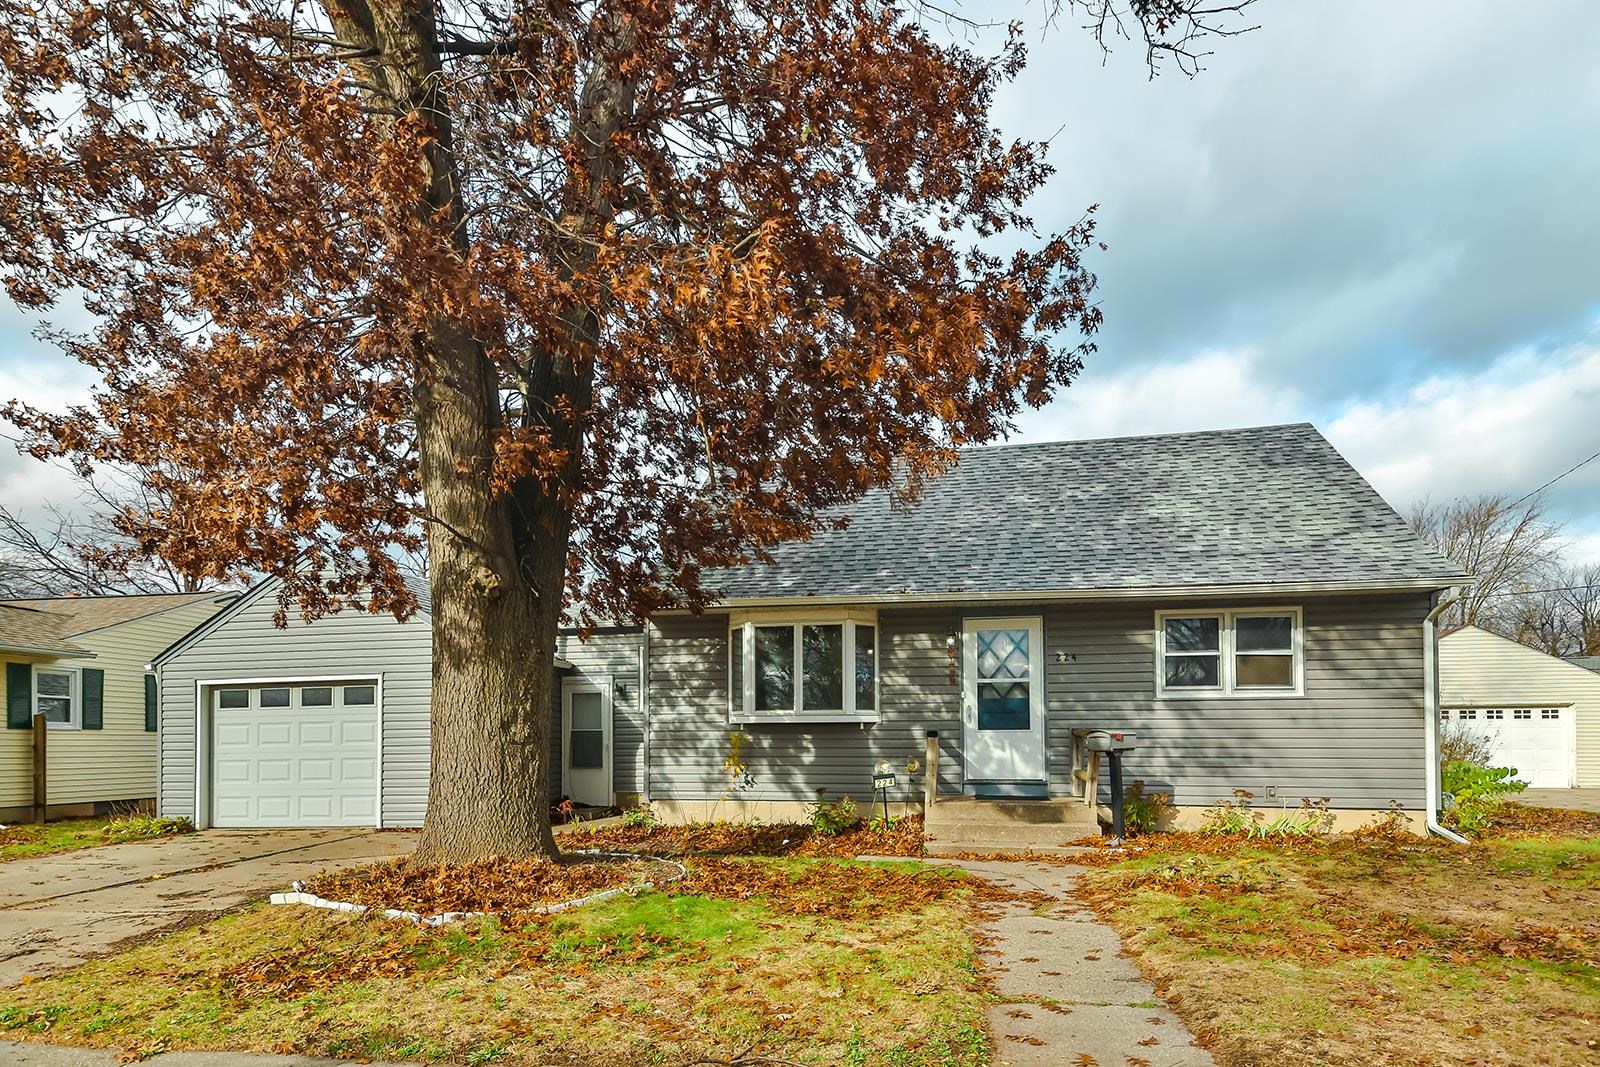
[1255,797,1334,838]
[100,815,193,843]
[620,805,658,831]
[1442,759,1527,832]
[1122,780,1172,836]
[807,792,860,836]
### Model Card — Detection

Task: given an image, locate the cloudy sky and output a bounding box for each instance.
[2,0,1599,558]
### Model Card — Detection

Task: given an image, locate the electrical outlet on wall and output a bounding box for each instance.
[1265,785,1278,798]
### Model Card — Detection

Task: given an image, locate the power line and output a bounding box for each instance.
[1507,447,1600,510]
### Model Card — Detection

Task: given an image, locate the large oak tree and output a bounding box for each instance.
[0,0,1252,863]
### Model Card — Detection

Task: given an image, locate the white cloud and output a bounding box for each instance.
[0,354,98,521]
[1325,337,1600,521]
[1019,332,1600,557]
[1015,347,1301,442]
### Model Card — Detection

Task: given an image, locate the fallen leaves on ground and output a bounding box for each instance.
[299,855,670,915]
[570,816,927,858]
[1491,802,1600,836]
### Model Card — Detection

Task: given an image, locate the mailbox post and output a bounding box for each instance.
[1084,730,1138,843]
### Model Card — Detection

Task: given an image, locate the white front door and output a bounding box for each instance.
[211,682,380,827]
[962,617,1047,785]
[562,678,613,807]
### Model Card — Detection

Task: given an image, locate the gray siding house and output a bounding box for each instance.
[154,423,1469,832]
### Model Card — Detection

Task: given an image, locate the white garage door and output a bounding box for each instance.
[1442,706,1573,789]
[212,682,379,827]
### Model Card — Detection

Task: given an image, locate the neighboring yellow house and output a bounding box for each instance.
[1,592,235,821]
[1438,624,1600,790]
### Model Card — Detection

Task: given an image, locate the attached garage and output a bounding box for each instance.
[152,572,642,828]
[210,681,380,827]
[152,575,435,829]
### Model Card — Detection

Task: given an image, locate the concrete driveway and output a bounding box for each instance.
[0,828,413,987]
[1519,788,1600,813]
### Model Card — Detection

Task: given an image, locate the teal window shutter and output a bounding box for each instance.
[144,673,158,732]
[5,663,30,729]
[82,668,104,730]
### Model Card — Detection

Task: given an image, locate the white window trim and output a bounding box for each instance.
[1155,607,1305,698]
[35,665,82,729]
[728,608,880,724]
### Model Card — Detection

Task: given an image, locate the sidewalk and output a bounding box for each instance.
[942,858,1216,1067]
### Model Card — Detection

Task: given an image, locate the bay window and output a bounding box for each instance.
[732,610,878,722]
[1156,608,1302,696]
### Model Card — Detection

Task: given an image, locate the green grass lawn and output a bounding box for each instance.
[0,857,991,1067]
[0,814,193,863]
[1076,827,1600,1067]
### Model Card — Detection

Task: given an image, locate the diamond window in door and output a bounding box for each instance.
[977,629,1030,678]
[976,628,1031,730]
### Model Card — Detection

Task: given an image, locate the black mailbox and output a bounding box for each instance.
[1085,730,1137,753]
[1086,730,1138,843]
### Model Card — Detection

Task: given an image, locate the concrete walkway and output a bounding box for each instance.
[0,828,413,987]
[1519,787,1600,813]
[946,859,1215,1067]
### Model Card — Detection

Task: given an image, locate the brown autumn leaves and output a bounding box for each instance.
[0,1,1102,626]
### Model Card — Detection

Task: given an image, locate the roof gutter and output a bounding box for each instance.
[1423,590,1469,845]
[0,643,95,660]
[687,575,1472,613]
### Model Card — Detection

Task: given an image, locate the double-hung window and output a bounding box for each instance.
[731,610,878,722]
[35,667,80,728]
[1156,608,1302,696]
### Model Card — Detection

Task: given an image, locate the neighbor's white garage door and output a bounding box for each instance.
[211,682,379,827]
[1442,706,1573,789]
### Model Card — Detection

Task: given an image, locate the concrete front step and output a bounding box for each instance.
[924,824,1096,850]
[923,797,1100,852]
[926,797,1098,825]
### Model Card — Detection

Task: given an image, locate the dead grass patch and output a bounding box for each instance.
[1,855,995,1067]
[1075,829,1600,1067]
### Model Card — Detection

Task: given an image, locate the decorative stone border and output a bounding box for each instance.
[269,849,688,927]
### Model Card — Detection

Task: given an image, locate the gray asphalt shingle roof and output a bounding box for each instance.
[1568,656,1600,673]
[709,423,1467,602]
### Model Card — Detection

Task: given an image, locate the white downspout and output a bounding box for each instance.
[1423,591,1469,844]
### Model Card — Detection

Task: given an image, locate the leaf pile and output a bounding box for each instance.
[1490,802,1600,836]
[299,856,671,916]
[672,857,1048,920]
[569,816,926,858]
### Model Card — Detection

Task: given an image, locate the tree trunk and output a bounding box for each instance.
[323,1,636,864]
[325,0,566,864]
[411,314,561,864]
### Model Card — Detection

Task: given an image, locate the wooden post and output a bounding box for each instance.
[31,713,47,825]
[924,731,939,810]
[1084,750,1101,809]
